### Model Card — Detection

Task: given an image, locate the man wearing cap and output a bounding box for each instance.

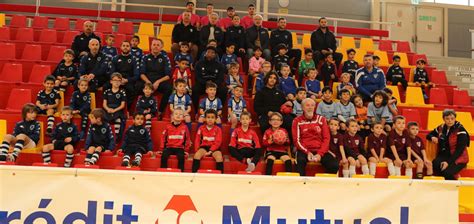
[72,21,102,61]
[270,18,301,73]
[310,17,343,67]
[192,46,227,111]
[177,1,200,28]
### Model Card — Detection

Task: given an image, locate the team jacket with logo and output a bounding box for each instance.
[52,122,79,144]
[135,95,158,116]
[367,133,387,155]
[36,89,61,105]
[292,114,330,155]
[229,127,261,149]
[52,62,78,80]
[85,123,115,150]
[121,124,152,151]
[262,128,289,153]
[160,122,191,151]
[110,53,140,82]
[194,125,222,151]
[140,51,172,83]
[70,90,91,114]
[13,120,41,144]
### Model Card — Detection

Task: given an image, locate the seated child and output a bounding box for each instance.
[36,75,61,135]
[408,121,433,178]
[229,112,262,172]
[337,73,356,97]
[414,58,434,99]
[342,119,369,177]
[198,81,223,127]
[278,64,298,100]
[174,41,194,68]
[298,48,316,84]
[172,58,192,94]
[316,87,337,120]
[386,55,408,89]
[130,35,143,60]
[160,108,192,172]
[42,106,79,167]
[387,116,414,178]
[367,90,392,132]
[352,94,370,138]
[0,103,40,162]
[84,108,115,165]
[169,79,193,131]
[102,34,118,58]
[52,49,78,91]
[304,68,322,100]
[192,109,224,173]
[228,86,247,132]
[252,61,272,97]
[221,43,238,67]
[70,78,91,139]
[320,53,337,87]
[272,43,290,73]
[135,83,158,132]
[342,48,358,84]
[367,122,395,176]
[103,73,127,142]
[335,89,356,131]
[119,113,152,167]
[262,112,292,175]
[226,62,244,94]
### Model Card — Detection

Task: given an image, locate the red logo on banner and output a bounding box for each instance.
[155,195,203,224]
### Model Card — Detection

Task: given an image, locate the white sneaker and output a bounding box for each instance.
[246,162,256,172]
[7,154,15,162]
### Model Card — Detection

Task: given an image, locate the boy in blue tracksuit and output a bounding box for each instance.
[119,113,153,167]
[84,108,115,165]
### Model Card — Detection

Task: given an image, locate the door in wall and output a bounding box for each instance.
[416,7,444,56]
[386,3,415,51]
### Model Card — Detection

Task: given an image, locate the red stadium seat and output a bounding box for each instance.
[29,64,51,84]
[6,88,31,111]
[53,17,70,31]
[46,45,66,62]
[62,30,79,44]
[0,63,23,83]
[0,161,15,166]
[113,33,126,48]
[429,88,448,105]
[32,16,49,29]
[73,18,87,31]
[14,28,34,42]
[0,26,10,40]
[378,40,393,52]
[38,29,57,43]
[396,41,411,53]
[453,89,471,106]
[401,108,424,129]
[96,20,113,33]
[118,21,134,35]
[21,44,42,61]
[431,70,448,85]
[0,43,16,59]
[10,15,27,28]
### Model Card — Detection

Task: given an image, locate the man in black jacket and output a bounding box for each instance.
[192,46,227,111]
[171,12,199,61]
[71,21,101,62]
[200,13,224,55]
[246,14,271,61]
[78,38,110,92]
[225,15,246,58]
[310,17,343,67]
[270,18,301,70]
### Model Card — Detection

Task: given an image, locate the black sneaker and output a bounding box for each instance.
[131,160,140,167]
[46,128,53,137]
[121,160,129,167]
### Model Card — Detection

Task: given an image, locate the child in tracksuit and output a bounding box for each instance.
[70,78,91,139]
[103,73,127,142]
[229,112,262,172]
[160,108,192,172]
[42,106,79,167]
[120,113,153,167]
[36,75,61,135]
[84,108,115,165]
[135,83,158,133]
[192,109,224,173]
[0,103,41,162]
[52,49,78,91]
[386,55,408,89]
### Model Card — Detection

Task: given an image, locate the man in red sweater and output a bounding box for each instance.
[292,98,339,176]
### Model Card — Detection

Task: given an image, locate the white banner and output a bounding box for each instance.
[0,166,459,224]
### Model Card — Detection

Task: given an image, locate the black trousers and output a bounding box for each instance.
[229,147,263,165]
[296,151,339,176]
[433,155,466,180]
[123,144,146,156]
[313,51,343,67]
[391,78,408,90]
[161,147,186,171]
[191,81,227,112]
[135,80,172,113]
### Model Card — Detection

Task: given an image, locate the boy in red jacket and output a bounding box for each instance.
[192,109,224,173]
[160,108,192,171]
[229,112,262,172]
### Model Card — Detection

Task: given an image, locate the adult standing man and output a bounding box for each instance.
[136,39,173,120]
[171,11,199,61]
[199,3,215,27]
[192,46,227,111]
[310,17,343,67]
[218,7,236,30]
[225,15,246,57]
[246,14,271,61]
[177,1,200,28]
[270,18,302,72]
[427,109,470,180]
[292,98,339,176]
[241,4,256,29]
[355,54,386,101]
[78,39,110,92]
[71,21,101,61]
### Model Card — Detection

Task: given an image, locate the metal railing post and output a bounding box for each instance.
[35,0,40,16]
[334,20,338,36]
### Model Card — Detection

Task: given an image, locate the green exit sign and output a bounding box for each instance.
[419,15,436,22]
